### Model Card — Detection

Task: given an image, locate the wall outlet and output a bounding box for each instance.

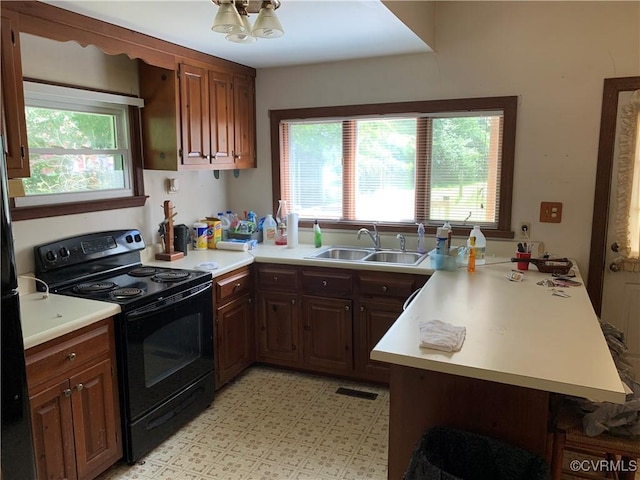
[518,222,531,239]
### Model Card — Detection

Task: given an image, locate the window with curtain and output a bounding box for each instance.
[271,97,517,236]
[615,89,640,270]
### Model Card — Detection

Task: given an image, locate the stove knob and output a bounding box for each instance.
[45,250,57,262]
[59,247,70,258]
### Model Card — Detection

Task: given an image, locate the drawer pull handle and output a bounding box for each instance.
[67,353,77,361]
[63,389,72,398]
[322,280,328,287]
[381,285,388,292]
[75,384,84,392]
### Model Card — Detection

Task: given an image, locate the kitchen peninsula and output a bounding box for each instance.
[371,261,626,479]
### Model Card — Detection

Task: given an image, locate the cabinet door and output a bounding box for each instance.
[356,299,404,383]
[179,63,210,165]
[30,379,77,480]
[256,291,299,366]
[216,293,254,388]
[208,70,235,169]
[70,359,121,480]
[1,13,30,178]
[232,75,255,169]
[302,296,353,374]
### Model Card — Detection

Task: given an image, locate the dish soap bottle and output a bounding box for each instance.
[417,223,426,254]
[467,235,476,273]
[314,220,322,248]
[275,200,288,245]
[468,225,486,265]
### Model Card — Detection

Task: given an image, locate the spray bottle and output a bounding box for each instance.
[417,223,426,254]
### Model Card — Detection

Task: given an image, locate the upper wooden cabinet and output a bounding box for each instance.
[1,11,30,179]
[139,61,256,171]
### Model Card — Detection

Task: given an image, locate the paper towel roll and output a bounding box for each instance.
[287,213,299,248]
[215,241,249,251]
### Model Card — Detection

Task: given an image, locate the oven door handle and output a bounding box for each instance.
[127,282,212,319]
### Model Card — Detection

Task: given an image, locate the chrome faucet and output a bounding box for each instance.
[396,234,406,252]
[357,224,381,249]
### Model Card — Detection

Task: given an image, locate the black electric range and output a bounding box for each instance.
[34,229,215,464]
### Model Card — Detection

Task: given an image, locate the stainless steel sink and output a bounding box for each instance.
[309,247,373,261]
[363,251,427,265]
[307,246,427,266]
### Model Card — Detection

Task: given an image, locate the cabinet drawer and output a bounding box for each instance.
[359,273,426,299]
[301,270,353,297]
[216,267,251,303]
[257,265,298,291]
[26,321,112,390]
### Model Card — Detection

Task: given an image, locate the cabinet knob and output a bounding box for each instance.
[321,280,328,287]
[63,389,72,398]
[345,305,350,311]
[234,282,241,290]
[360,306,365,312]
[75,384,84,392]
[381,285,388,292]
[67,352,77,361]
[248,297,252,304]
[292,344,297,351]
[304,325,311,331]
[205,154,211,160]
[291,299,296,305]
[273,276,278,282]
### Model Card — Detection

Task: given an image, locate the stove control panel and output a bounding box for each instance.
[34,229,146,273]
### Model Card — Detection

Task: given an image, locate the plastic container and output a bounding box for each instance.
[263,214,277,245]
[417,223,426,254]
[314,220,322,248]
[218,212,231,240]
[467,225,486,265]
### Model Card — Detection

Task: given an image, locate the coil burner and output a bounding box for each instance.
[128,267,158,277]
[152,271,191,283]
[74,281,118,294]
[111,288,144,299]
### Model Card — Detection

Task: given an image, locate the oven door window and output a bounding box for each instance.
[124,283,213,420]
[144,313,201,387]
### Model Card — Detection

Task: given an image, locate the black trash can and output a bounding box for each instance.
[404,426,550,480]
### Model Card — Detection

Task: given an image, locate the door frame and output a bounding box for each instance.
[587,76,640,315]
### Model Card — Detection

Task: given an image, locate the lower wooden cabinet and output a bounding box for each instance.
[26,318,122,480]
[214,266,255,389]
[302,295,353,375]
[256,290,300,366]
[255,263,429,383]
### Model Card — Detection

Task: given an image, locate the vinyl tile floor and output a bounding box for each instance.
[96,366,390,480]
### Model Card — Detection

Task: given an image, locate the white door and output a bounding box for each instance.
[601,89,640,375]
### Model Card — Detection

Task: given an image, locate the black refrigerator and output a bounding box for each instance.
[1,137,37,479]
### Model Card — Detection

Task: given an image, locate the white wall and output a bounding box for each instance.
[232,1,640,276]
[13,35,229,274]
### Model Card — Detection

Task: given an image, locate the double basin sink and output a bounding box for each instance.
[306,246,428,266]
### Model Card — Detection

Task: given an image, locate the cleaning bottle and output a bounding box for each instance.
[218,212,231,240]
[443,221,452,252]
[468,225,486,265]
[263,214,277,245]
[275,199,288,245]
[467,235,476,273]
[417,223,426,254]
[314,220,322,248]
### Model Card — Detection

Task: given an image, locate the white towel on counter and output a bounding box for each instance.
[419,319,466,352]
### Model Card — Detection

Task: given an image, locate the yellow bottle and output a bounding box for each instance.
[467,235,476,273]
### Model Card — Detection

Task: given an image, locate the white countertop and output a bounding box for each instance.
[371,261,627,403]
[20,293,121,349]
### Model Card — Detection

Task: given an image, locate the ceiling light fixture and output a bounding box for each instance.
[212,0,283,43]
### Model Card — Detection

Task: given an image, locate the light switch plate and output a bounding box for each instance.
[540,202,563,223]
